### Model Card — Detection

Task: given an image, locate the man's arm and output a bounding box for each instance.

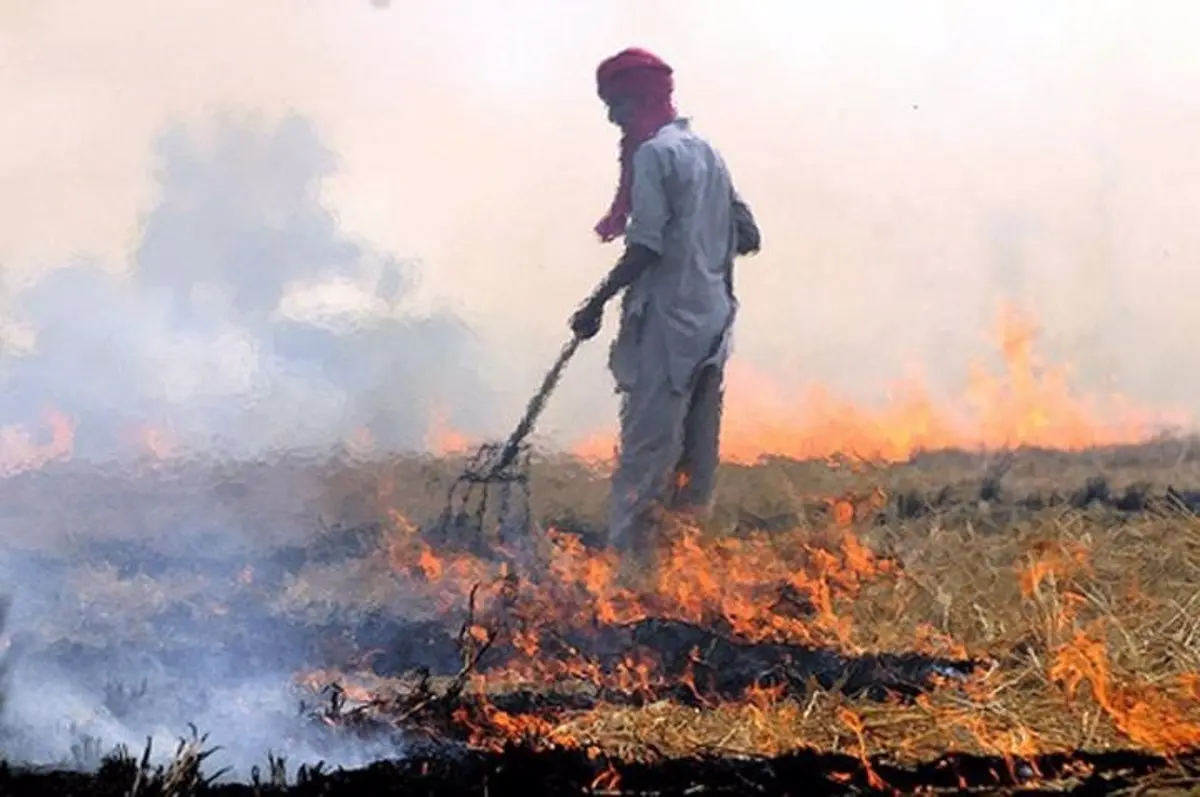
[583,243,659,308]
[573,144,668,338]
[732,189,761,256]
[596,142,669,302]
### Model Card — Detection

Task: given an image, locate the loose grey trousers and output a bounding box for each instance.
[607,362,724,555]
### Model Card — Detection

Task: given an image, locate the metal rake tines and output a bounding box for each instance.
[439,442,535,543]
[434,335,581,545]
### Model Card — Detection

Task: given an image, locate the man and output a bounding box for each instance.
[570,47,761,569]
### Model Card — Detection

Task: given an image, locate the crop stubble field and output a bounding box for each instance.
[2,434,1200,794]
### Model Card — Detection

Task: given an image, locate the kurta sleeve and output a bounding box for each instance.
[625,143,670,255]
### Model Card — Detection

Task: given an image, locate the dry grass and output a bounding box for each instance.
[539,508,1200,762]
[279,440,1200,768]
[6,440,1200,792]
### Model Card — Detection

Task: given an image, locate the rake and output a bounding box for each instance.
[435,335,583,546]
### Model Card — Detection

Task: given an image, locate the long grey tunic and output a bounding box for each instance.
[609,118,738,394]
[605,118,743,555]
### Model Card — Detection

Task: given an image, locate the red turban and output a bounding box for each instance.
[594,48,678,242]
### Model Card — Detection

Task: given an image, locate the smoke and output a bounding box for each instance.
[0,664,400,779]
[2,113,489,461]
[0,548,398,779]
[11,1,1200,439]
[0,111,496,774]
[7,0,1200,777]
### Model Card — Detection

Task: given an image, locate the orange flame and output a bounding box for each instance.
[1051,626,1200,754]
[426,405,470,455]
[837,706,888,791]
[574,302,1183,465]
[377,508,897,705]
[1019,540,1091,599]
[0,407,74,477]
[312,495,1200,760]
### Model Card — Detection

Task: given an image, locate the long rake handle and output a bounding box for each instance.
[486,335,582,477]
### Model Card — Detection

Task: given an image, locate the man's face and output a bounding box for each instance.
[605,95,637,128]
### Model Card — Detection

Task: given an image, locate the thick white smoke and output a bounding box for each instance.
[1,113,492,463]
[0,113,493,776]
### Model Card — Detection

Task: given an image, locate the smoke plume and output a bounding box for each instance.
[0,112,490,776]
[3,113,488,462]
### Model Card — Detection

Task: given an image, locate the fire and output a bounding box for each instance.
[425,405,470,456]
[1051,627,1200,755]
[573,302,1183,465]
[837,706,887,791]
[416,302,1183,466]
[0,407,74,477]
[1013,539,1200,757]
[292,300,1200,768]
[452,702,570,751]
[133,423,179,460]
[570,431,617,464]
[302,489,1200,767]
[1018,540,1091,599]
[937,709,1042,780]
[590,762,621,791]
[376,505,899,704]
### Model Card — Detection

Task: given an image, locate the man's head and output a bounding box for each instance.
[605,95,639,128]
[596,48,675,132]
[592,47,678,242]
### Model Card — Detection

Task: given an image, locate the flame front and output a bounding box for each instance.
[296,479,1200,768]
[573,302,1184,464]
[290,298,1200,775]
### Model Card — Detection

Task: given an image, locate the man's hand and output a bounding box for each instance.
[570,298,604,340]
[570,243,657,341]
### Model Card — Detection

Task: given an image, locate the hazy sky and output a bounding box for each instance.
[4,1,1200,448]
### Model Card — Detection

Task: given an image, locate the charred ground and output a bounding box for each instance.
[1,437,1200,793]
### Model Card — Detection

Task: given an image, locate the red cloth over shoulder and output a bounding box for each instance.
[593,48,677,243]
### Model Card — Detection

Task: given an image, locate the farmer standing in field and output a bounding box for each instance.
[570,47,761,576]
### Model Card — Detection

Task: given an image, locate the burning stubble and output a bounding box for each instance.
[4,415,1200,788]
[5,2,1200,791]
